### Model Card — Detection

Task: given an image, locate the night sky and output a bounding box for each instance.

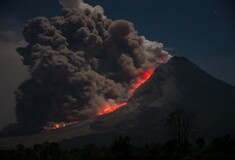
[0,0,234,128]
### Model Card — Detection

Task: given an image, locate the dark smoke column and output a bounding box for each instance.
[15,0,171,132]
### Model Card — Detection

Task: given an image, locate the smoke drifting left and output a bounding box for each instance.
[15,0,171,131]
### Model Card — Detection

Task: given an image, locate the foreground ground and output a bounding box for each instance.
[0,135,235,160]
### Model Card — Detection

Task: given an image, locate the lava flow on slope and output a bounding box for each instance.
[43,67,155,130]
[97,67,155,115]
[129,68,155,93]
[42,121,78,130]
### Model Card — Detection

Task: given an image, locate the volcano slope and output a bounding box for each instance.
[60,56,235,147]
[1,56,235,148]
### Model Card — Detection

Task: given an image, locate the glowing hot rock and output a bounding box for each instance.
[97,102,127,115]
[97,67,155,115]
[130,67,155,93]
[43,121,78,130]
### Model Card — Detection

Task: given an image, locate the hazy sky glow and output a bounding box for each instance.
[0,0,234,128]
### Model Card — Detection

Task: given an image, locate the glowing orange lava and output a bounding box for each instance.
[55,124,61,129]
[97,67,155,116]
[43,121,78,130]
[97,102,127,115]
[130,67,155,93]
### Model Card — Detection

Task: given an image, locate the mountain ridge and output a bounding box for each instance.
[1,56,234,148]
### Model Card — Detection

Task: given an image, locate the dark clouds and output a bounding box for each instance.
[0,0,234,85]
[15,0,171,130]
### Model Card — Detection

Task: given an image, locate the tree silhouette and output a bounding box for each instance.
[165,108,194,143]
[111,136,133,158]
[196,137,206,149]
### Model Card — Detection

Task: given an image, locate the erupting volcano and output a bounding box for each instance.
[97,67,155,115]
[43,66,155,130]
[13,0,171,132]
[1,0,235,149]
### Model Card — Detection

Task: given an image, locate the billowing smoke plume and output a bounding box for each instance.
[15,0,171,131]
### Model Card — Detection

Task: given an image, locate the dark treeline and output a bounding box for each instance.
[0,135,235,160]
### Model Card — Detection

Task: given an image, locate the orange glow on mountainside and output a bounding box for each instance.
[97,67,155,115]
[43,121,78,130]
[130,67,155,93]
[97,102,127,115]
[44,67,155,130]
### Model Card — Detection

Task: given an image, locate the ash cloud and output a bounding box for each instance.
[15,0,171,130]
